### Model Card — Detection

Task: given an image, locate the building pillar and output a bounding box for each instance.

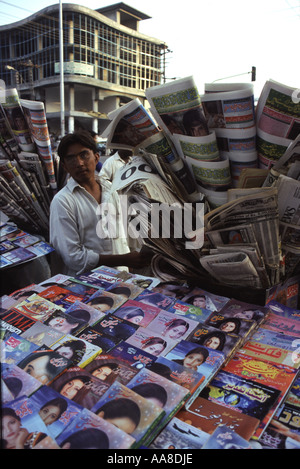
[68,116,75,133]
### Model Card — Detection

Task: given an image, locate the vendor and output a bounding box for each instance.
[49,131,152,277]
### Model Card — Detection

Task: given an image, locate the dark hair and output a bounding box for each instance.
[199,330,226,351]
[67,309,91,323]
[56,339,87,365]
[60,428,109,449]
[3,377,23,398]
[18,351,69,381]
[219,317,241,334]
[88,296,114,307]
[131,382,168,407]
[118,306,145,320]
[58,131,98,159]
[164,318,189,332]
[40,397,68,420]
[186,346,209,362]
[108,286,131,297]
[1,408,21,449]
[96,398,141,427]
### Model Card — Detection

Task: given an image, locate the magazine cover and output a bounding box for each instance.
[124,272,161,290]
[216,298,270,326]
[261,313,300,337]
[186,322,241,359]
[200,370,281,424]
[204,310,256,341]
[251,328,300,353]
[257,425,300,449]
[201,425,253,449]
[38,285,90,310]
[30,385,83,439]
[84,290,127,315]
[177,397,259,440]
[77,326,121,352]
[90,314,139,341]
[126,367,190,435]
[90,380,165,447]
[164,340,225,388]
[63,300,106,327]
[43,309,88,336]
[20,321,66,348]
[285,373,300,408]
[17,348,73,386]
[151,281,192,300]
[149,416,210,449]
[135,289,176,310]
[83,352,139,386]
[113,299,161,327]
[269,401,300,442]
[166,299,212,323]
[1,394,60,449]
[0,309,37,334]
[14,294,65,322]
[1,246,37,266]
[1,362,42,401]
[146,355,205,394]
[108,340,157,369]
[105,281,144,300]
[61,277,103,300]
[267,300,300,321]
[51,334,102,368]
[146,310,198,342]
[49,366,110,410]
[1,331,39,364]
[125,326,178,358]
[70,271,116,289]
[1,378,14,404]
[239,339,300,369]
[223,352,298,438]
[182,287,230,312]
[55,407,136,449]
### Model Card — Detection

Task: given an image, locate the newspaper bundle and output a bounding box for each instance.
[256,79,300,169]
[0,88,57,233]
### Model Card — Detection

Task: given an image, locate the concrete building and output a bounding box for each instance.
[0,2,167,136]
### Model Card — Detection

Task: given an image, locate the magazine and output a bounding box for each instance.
[20,322,66,348]
[89,380,165,447]
[51,334,102,368]
[238,339,300,370]
[16,348,73,386]
[55,407,136,449]
[204,310,256,342]
[146,309,198,342]
[49,365,111,410]
[84,289,127,315]
[181,287,230,312]
[30,384,83,439]
[166,299,212,323]
[164,340,225,395]
[200,370,281,428]
[77,326,122,352]
[2,394,59,449]
[262,313,300,337]
[0,309,37,334]
[125,325,178,358]
[62,300,106,327]
[126,367,190,438]
[177,396,259,440]
[201,425,253,449]
[113,299,161,328]
[149,416,210,450]
[43,309,88,336]
[89,314,139,342]
[83,352,139,386]
[14,294,65,323]
[1,362,43,401]
[1,331,39,365]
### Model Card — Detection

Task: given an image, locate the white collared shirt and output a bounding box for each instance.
[50,176,129,276]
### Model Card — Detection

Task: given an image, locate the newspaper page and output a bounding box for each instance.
[102,98,159,151]
[0,88,35,153]
[201,82,256,130]
[20,99,57,191]
[145,76,209,147]
[256,79,300,168]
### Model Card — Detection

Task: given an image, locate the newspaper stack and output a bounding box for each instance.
[0,88,57,234]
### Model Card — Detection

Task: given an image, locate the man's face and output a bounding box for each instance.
[62,143,99,183]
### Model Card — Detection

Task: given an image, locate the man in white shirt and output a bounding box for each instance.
[99,150,132,182]
[50,131,152,277]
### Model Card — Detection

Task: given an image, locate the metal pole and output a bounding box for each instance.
[59,0,65,137]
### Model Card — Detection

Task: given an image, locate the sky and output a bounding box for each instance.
[0,0,299,98]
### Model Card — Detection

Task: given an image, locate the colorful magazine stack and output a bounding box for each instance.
[1,266,300,449]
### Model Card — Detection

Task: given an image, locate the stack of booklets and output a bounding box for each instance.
[0,222,54,269]
[1,265,299,449]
